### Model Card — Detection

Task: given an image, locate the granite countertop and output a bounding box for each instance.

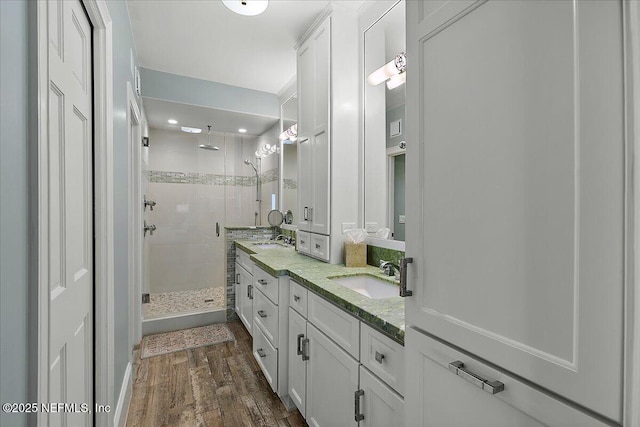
[235,239,405,344]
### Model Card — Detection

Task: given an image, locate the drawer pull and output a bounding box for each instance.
[375,351,385,364]
[294,295,300,302]
[315,243,321,249]
[297,334,304,356]
[257,348,266,358]
[258,310,267,318]
[302,338,310,361]
[236,273,240,284]
[448,361,504,395]
[354,389,364,422]
[258,279,268,286]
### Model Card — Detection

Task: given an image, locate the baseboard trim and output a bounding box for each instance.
[113,362,133,427]
[141,309,226,335]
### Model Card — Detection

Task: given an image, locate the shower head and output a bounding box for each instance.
[244,158,258,172]
[199,125,220,151]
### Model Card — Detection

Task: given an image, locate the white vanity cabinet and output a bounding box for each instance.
[295,4,359,263]
[405,0,626,424]
[287,280,405,426]
[251,265,290,399]
[235,248,254,336]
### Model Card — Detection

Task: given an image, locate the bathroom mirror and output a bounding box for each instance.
[363,0,406,241]
[280,93,298,226]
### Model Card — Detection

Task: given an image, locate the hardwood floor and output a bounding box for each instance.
[126,322,307,427]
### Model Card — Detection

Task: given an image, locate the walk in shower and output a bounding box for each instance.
[141,120,278,333]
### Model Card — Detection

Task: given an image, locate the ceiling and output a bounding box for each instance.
[127,0,365,94]
[143,97,279,135]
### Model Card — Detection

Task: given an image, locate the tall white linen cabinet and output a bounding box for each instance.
[404,0,636,426]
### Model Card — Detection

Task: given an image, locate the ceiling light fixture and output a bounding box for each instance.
[367,52,407,88]
[181,126,202,134]
[238,128,247,133]
[168,119,178,124]
[222,0,268,16]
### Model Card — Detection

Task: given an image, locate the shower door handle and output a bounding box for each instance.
[216,222,220,237]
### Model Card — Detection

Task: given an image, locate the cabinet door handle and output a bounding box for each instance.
[216,221,220,237]
[375,351,385,364]
[297,334,304,356]
[258,279,268,286]
[257,348,266,358]
[304,207,308,221]
[293,295,300,302]
[354,389,364,422]
[258,310,267,318]
[399,257,413,297]
[448,361,505,394]
[248,284,253,300]
[302,338,310,361]
[236,273,240,284]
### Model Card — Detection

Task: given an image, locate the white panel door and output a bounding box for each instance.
[297,36,313,232]
[405,0,625,422]
[238,264,253,336]
[359,366,404,427]
[288,308,307,417]
[309,19,330,236]
[306,323,359,427]
[47,0,94,425]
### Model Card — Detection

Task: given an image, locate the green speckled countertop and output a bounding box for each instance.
[235,240,405,344]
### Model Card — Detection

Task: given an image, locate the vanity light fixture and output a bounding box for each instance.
[255,143,278,158]
[279,123,297,144]
[386,71,406,90]
[181,126,202,134]
[367,52,407,87]
[168,119,178,124]
[222,0,268,16]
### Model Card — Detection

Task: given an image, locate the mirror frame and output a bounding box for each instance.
[359,0,406,247]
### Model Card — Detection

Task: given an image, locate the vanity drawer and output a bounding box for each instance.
[361,323,405,396]
[289,280,309,318]
[237,248,254,274]
[308,292,360,360]
[310,234,329,262]
[254,266,278,305]
[297,231,311,254]
[253,287,279,346]
[253,325,278,393]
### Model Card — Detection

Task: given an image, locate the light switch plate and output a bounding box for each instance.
[365,222,378,232]
[398,215,406,224]
[342,223,356,233]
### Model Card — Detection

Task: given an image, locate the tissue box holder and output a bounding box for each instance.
[344,243,367,267]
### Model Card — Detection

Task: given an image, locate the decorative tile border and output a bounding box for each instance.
[146,168,279,186]
[283,178,297,190]
[225,226,277,319]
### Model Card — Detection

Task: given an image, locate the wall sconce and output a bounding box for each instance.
[255,143,278,158]
[367,52,406,89]
[279,123,297,144]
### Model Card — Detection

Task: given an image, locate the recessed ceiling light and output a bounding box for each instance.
[238,128,247,133]
[168,119,178,124]
[222,0,268,16]
[181,126,202,134]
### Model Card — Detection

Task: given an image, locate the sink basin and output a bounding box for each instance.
[252,242,285,249]
[330,275,399,299]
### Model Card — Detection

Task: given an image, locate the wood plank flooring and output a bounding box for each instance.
[126,322,307,427]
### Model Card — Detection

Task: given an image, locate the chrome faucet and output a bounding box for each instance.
[380,260,396,277]
[275,234,294,245]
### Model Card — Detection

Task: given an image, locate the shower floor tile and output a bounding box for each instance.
[143,287,225,319]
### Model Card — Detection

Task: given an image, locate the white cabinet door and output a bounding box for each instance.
[288,308,308,417]
[405,328,605,427]
[359,366,404,427]
[238,263,253,336]
[405,1,625,421]
[306,323,359,427]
